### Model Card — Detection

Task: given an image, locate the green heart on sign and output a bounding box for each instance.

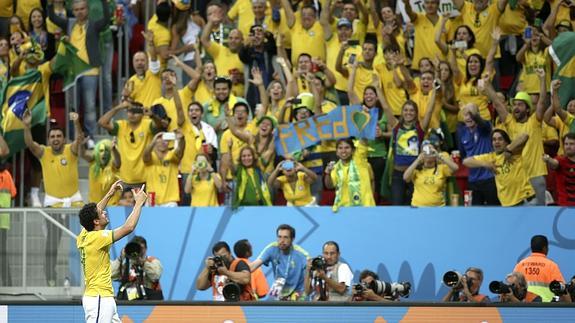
[351,111,371,132]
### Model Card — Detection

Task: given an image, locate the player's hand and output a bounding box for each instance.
[133,184,148,205]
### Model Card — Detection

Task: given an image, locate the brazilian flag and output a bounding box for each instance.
[549,32,575,109]
[0,70,47,159]
[53,40,93,91]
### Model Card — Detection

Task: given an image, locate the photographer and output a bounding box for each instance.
[196,241,254,301]
[304,241,353,301]
[442,267,490,303]
[111,236,164,300]
[351,270,399,302]
[494,272,541,303]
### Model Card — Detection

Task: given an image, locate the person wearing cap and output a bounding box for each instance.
[489,68,548,205]
[325,16,362,105]
[219,101,258,204]
[542,0,574,39]
[282,0,325,65]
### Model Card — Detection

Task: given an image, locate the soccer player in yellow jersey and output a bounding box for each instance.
[78,181,147,323]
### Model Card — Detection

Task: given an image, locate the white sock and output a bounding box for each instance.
[31,187,40,195]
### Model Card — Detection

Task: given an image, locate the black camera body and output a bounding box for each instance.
[209,255,226,270]
[311,256,327,272]
[353,280,411,299]
[443,271,473,290]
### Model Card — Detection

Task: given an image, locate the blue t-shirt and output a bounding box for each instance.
[457,120,494,182]
[257,242,309,297]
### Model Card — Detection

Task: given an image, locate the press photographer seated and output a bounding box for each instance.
[196,241,254,301]
[491,272,541,303]
[111,236,164,300]
[351,270,411,302]
[441,268,489,303]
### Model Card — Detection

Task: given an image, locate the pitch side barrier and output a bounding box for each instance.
[102,206,575,301]
[1,301,575,322]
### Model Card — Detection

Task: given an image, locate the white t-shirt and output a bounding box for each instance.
[182,18,201,62]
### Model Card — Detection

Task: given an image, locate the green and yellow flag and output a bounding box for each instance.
[52,39,93,91]
[549,31,575,108]
[0,70,47,159]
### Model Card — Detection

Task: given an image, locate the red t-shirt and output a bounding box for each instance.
[554,156,575,206]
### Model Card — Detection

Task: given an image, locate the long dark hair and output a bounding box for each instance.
[399,100,419,126]
[28,8,47,32]
[492,128,511,145]
[363,85,383,119]
[453,24,476,49]
[465,54,485,86]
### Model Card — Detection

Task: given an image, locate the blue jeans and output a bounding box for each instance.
[391,169,413,206]
[76,75,99,136]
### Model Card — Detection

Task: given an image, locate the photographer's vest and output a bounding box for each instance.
[327,263,350,302]
[211,259,256,301]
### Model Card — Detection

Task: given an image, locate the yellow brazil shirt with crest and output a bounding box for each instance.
[190,173,221,207]
[77,228,114,297]
[147,15,171,68]
[412,13,445,70]
[70,23,98,76]
[111,119,154,184]
[411,163,453,207]
[277,172,314,206]
[329,141,375,207]
[289,20,325,65]
[146,149,181,205]
[40,144,79,198]
[205,42,245,97]
[501,114,547,178]
[473,152,534,206]
[127,70,162,108]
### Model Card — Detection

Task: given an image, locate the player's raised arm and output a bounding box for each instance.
[114,184,148,242]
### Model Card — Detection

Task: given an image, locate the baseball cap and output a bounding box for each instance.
[337,18,353,29]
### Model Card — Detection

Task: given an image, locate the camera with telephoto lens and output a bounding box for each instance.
[549,280,575,298]
[489,281,513,294]
[209,255,225,270]
[443,271,473,290]
[222,281,242,301]
[354,280,411,298]
[311,256,327,271]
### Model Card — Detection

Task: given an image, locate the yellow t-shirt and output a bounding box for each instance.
[552,114,573,155]
[278,172,314,206]
[111,119,154,184]
[474,152,534,206]
[0,0,13,17]
[498,4,528,36]
[411,164,453,207]
[37,62,53,113]
[458,79,491,121]
[147,15,171,68]
[151,87,195,131]
[375,64,407,116]
[326,35,362,91]
[180,122,203,175]
[88,161,119,205]
[412,13,445,70]
[145,149,181,205]
[127,70,162,108]
[228,0,271,35]
[40,144,79,198]
[410,88,442,130]
[190,173,221,207]
[205,42,245,97]
[501,114,548,178]
[194,80,213,106]
[460,2,502,58]
[15,0,40,29]
[453,47,482,79]
[350,64,378,102]
[290,20,325,65]
[9,49,26,77]
[519,48,550,94]
[77,229,114,297]
[70,23,98,76]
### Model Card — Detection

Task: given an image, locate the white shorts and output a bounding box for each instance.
[82,295,121,323]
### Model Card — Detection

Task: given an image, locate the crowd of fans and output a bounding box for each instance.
[0,0,574,209]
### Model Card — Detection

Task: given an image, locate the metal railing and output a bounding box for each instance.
[0,208,84,300]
